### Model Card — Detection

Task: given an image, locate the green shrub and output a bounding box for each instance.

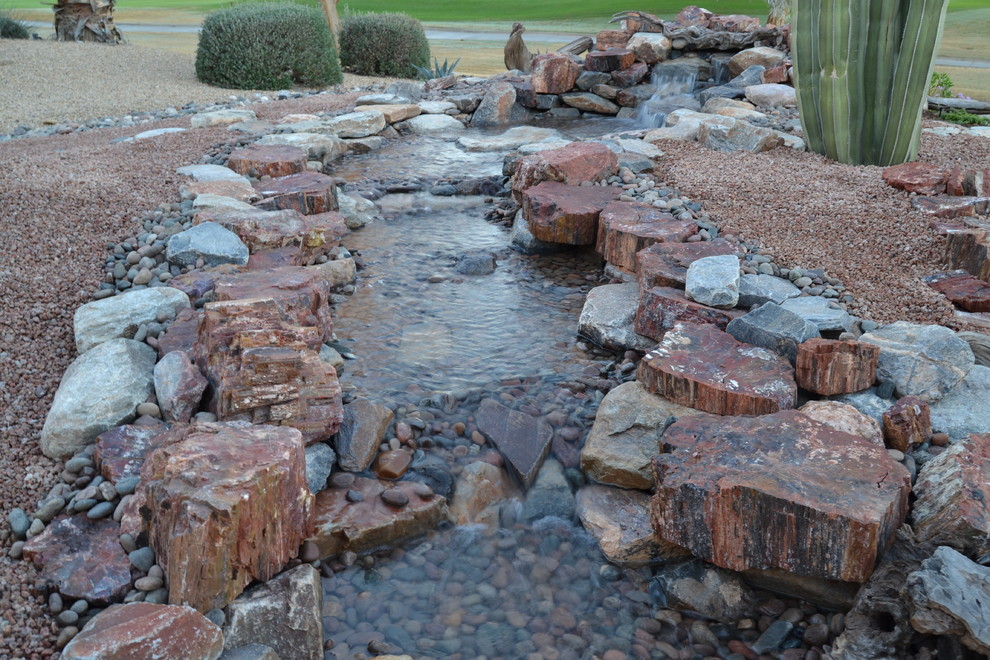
[196,1,341,90]
[339,12,430,78]
[0,9,30,39]
[941,108,990,127]
[930,72,954,98]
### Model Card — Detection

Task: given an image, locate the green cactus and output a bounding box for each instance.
[792,0,949,166]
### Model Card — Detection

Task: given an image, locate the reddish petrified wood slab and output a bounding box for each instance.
[913,195,990,218]
[95,424,172,481]
[651,410,910,582]
[226,144,307,178]
[636,322,796,415]
[882,162,947,195]
[636,239,736,291]
[584,49,636,72]
[196,208,345,266]
[944,223,990,282]
[521,181,621,245]
[156,308,203,358]
[596,202,698,271]
[794,338,879,396]
[255,172,339,215]
[512,142,617,199]
[882,395,931,452]
[634,286,742,341]
[925,270,990,312]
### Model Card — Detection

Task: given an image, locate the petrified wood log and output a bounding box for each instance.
[944,222,990,282]
[634,286,742,341]
[255,172,339,215]
[652,410,911,582]
[596,201,698,272]
[512,141,618,200]
[925,269,990,311]
[636,238,736,291]
[521,182,621,245]
[794,338,879,396]
[226,145,307,179]
[637,321,795,415]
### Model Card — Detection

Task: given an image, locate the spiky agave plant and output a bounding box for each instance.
[791,0,949,166]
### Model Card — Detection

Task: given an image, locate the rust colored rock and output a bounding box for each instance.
[226,144,307,178]
[596,201,698,271]
[254,172,339,215]
[947,167,967,197]
[925,269,990,312]
[653,410,911,582]
[512,141,618,199]
[944,224,990,282]
[612,61,649,87]
[595,29,634,50]
[449,461,518,526]
[373,449,412,480]
[476,398,554,487]
[584,49,636,73]
[760,65,790,84]
[577,484,689,567]
[308,477,447,558]
[882,395,932,451]
[61,603,223,660]
[795,338,879,396]
[798,400,884,447]
[913,434,990,556]
[634,286,743,342]
[709,13,761,32]
[195,209,344,266]
[521,182,621,245]
[675,5,713,27]
[95,424,173,481]
[637,322,796,415]
[530,52,582,94]
[212,265,334,342]
[22,515,132,604]
[636,239,737,291]
[140,422,313,611]
[882,162,947,196]
[167,265,242,302]
[913,195,990,218]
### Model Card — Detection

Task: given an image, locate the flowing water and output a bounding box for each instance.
[636,68,700,129]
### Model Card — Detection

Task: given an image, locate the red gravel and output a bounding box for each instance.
[0,92,355,658]
[656,128,990,327]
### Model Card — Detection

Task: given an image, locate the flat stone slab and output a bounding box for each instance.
[323,110,386,138]
[353,103,421,124]
[521,181,621,245]
[308,477,447,558]
[476,398,553,487]
[727,302,821,364]
[255,133,347,162]
[61,603,223,660]
[577,282,655,352]
[177,164,250,184]
[457,126,562,152]
[191,109,257,128]
[882,162,948,195]
[637,322,796,416]
[737,273,801,307]
[581,381,700,490]
[780,297,856,333]
[74,286,190,354]
[925,270,990,312]
[512,141,618,198]
[635,285,743,342]
[596,201,698,272]
[23,515,131,604]
[913,195,990,218]
[636,239,736,291]
[227,144,307,179]
[860,321,974,402]
[577,484,688,566]
[194,209,345,266]
[400,114,465,135]
[795,338,879,395]
[653,410,911,582]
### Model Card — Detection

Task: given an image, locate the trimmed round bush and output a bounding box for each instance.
[339,12,430,78]
[1,13,30,39]
[196,2,342,90]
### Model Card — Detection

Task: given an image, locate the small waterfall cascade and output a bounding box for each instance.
[636,65,700,128]
[711,55,733,85]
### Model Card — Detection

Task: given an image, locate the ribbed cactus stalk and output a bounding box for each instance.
[792,0,949,166]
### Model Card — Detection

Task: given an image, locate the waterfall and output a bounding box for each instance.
[636,66,700,128]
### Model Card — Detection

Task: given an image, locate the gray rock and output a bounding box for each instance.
[74,287,190,354]
[133,127,187,140]
[906,545,990,656]
[355,93,405,106]
[323,111,386,138]
[304,443,335,495]
[471,83,516,127]
[40,338,156,459]
[34,496,65,523]
[191,195,257,213]
[154,350,208,423]
[190,109,257,128]
[8,508,30,540]
[649,559,754,623]
[335,398,393,472]
[336,194,377,229]
[581,381,699,490]
[728,64,768,87]
[456,126,562,152]
[827,387,892,422]
[737,273,801,307]
[510,210,560,254]
[175,164,249,183]
[522,459,574,522]
[255,133,347,163]
[128,547,156,572]
[399,114,465,135]
[780,296,856,333]
[310,257,356,289]
[223,565,323,660]
[220,644,280,660]
[417,100,457,114]
[577,283,656,352]
[685,254,741,308]
[860,322,975,402]
[576,71,612,91]
[751,621,794,654]
[698,115,783,153]
[166,221,249,268]
[745,83,797,107]
[930,365,990,440]
[726,302,820,364]
[454,251,496,276]
[697,83,747,107]
[386,80,425,102]
[319,344,344,370]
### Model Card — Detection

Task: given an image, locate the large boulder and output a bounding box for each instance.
[798,400,884,446]
[576,485,687,566]
[521,182,621,245]
[577,282,655,352]
[223,565,323,660]
[653,410,911,582]
[400,114,465,135]
[512,142,618,199]
[860,322,975,402]
[581,381,700,490]
[191,108,256,128]
[531,53,581,94]
[637,322,796,416]
[166,222,250,268]
[457,126,562,152]
[255,133,347,163]
[226,144,307,179]
[323,110,386,138]
[685,254,740,308]
[471,83,517,127]
[61,603,223,660]
[728,47,786,77]
[930,365,990,440]
[41,338,156,459]
[74,287,190,354]
[744,83,797,107]
[726,302,821,364]
[698,115,783,153]
[139,423,313,611]
[780,296,856,333]
[626,33,672,64]
[736,273,801,307]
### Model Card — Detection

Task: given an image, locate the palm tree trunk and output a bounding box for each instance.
[319,0,340,40]
[53,0,121,44]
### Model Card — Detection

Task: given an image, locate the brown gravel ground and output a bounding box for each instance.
[0,91,357,659]
[656,129,990,327]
